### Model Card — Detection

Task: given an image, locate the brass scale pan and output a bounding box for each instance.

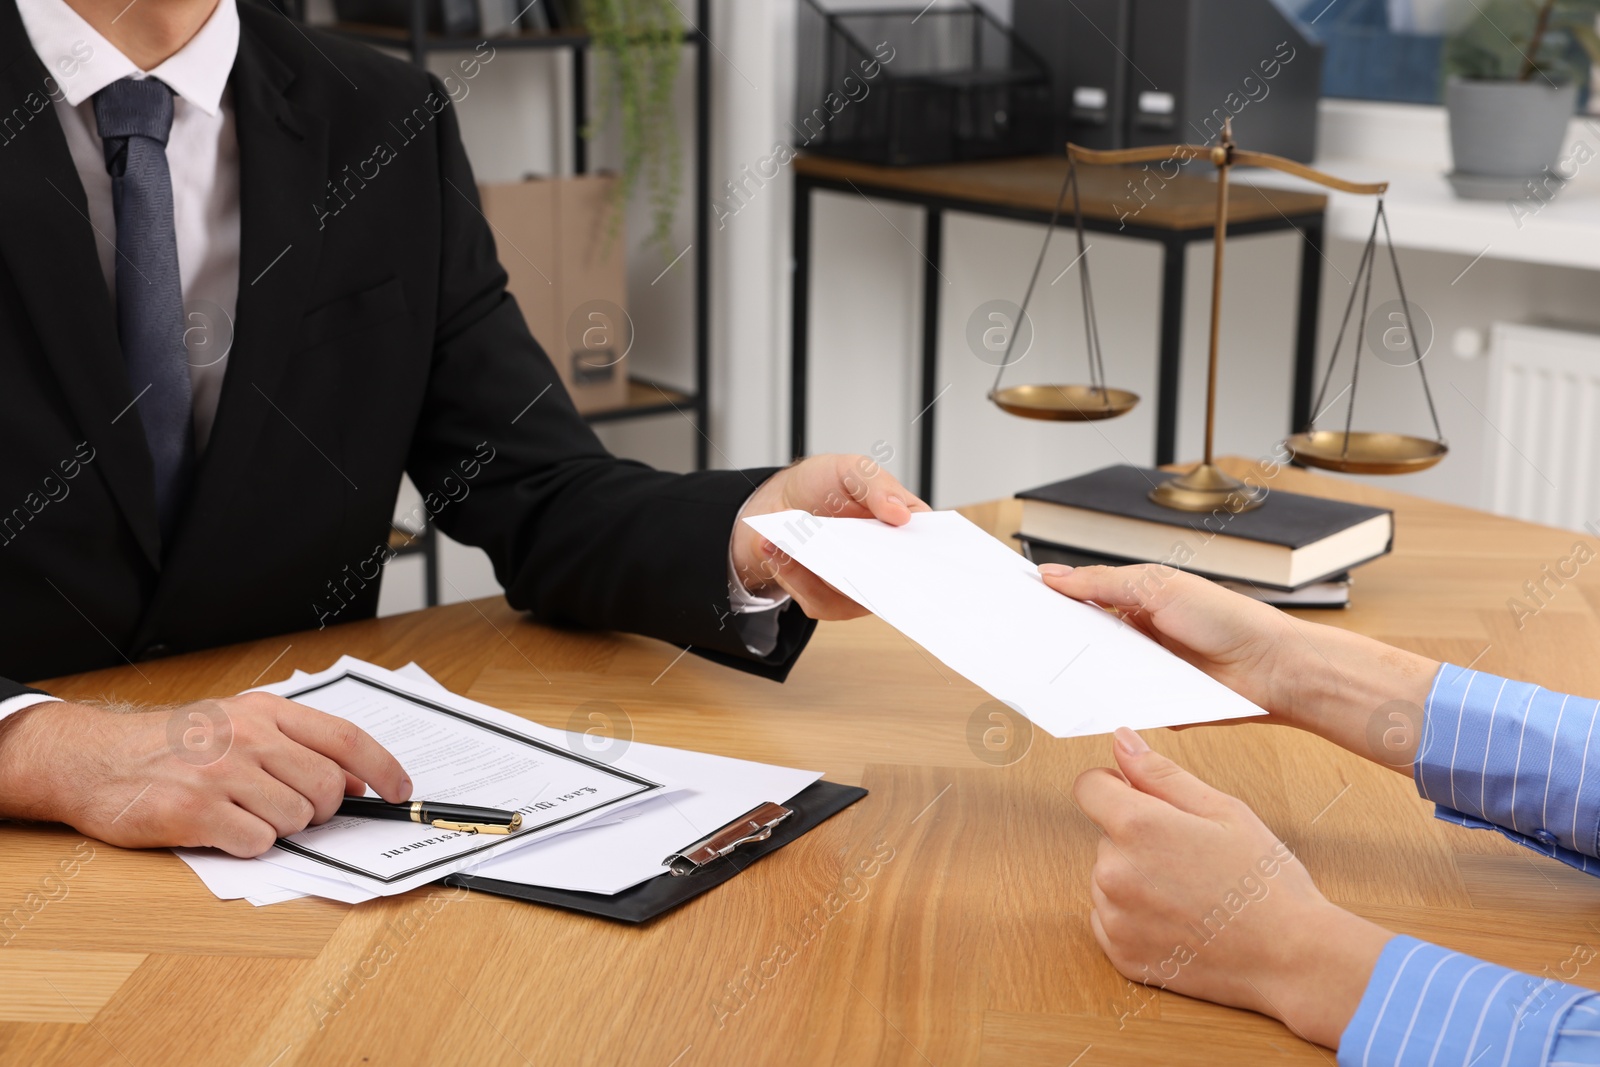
[987,151,1140,424]
[1286,193,1447,475]
[1286,431,1447,474]
[991,142,1446,476]
[991,383,1138,421]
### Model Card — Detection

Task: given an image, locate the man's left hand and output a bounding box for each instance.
[732,453,928,621]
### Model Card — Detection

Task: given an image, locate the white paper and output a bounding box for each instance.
[174,657,671,899]
[175,659,822,904]
[246,891,303,907]
[380,662,825,895]
[392,662,824,895]
[467,749,822,895]
[744,510,1265,737]
[392,663,444,689]
[177,847,378,904]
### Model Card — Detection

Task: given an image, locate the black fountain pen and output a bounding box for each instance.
[336,796,524,835]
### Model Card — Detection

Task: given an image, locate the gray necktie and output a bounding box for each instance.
[94,77,195,543]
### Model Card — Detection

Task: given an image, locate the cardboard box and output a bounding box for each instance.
[477,175,630,414]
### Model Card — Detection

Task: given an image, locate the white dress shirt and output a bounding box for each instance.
[2,0,241,721]
[18,0,241,455]
[2,0,785,721]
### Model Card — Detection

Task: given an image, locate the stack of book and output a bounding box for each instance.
[1015,465,1395,609]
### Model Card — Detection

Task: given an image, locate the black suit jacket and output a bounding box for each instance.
[0,1,812,699]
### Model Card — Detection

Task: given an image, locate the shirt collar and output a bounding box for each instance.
[16,0,239,116]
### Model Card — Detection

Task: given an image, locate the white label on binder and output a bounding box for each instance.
[1073,86,1108,110]
[1138,90,1176,115]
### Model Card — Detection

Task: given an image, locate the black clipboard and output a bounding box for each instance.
[443,780,867,924]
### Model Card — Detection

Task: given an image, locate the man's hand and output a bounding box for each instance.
[733,453,928,621]
[1074,728,1391,1049]
[0,694,411,858]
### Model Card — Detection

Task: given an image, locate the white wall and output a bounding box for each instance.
[373,2,1600,616]
[799,98,1600,513]
[1301,244,1600,509]
[372,0,791,614]
[1286,102,1600,509]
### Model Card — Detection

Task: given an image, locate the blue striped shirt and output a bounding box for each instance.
[1338,666,1600,1065]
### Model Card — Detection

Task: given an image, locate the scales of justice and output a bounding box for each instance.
[989,118,1447,514]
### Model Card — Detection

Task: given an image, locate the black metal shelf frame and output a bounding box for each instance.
[789,172,1327,505]
[300,0,715,602]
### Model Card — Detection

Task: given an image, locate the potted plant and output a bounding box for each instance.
[579,0,684,262]
[1442,0,1599,197]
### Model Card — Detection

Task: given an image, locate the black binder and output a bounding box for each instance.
[1013,0,1131,151]
[443,780,868,924]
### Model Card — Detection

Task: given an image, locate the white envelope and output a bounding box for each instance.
[743,509,1264,737]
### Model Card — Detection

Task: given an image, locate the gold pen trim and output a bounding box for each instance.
[429,817,520,835]
[410,800,424,824]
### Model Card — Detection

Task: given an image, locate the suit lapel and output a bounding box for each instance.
[0,19,162,567]
[175,22,327,547]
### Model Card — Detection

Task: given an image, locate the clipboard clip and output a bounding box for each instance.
[663,802,793,876]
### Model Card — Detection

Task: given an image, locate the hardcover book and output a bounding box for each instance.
[1016,465,1392,590]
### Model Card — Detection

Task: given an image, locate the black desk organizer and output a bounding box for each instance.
[796,0,1053,166]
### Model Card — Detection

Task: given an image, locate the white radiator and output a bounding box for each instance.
[1484,322,1600,531]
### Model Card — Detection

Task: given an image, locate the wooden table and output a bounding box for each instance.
[789,154,1331,502]
[6,460,1600,1066]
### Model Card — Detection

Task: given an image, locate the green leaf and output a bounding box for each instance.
[1444,0,1595,84]
[584,0,685,263]
[1571,21,1600,65]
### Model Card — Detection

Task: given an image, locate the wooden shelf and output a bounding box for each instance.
[386,526,426,553]
[584,377,695,423]
[323,21,588,51]
[320,22,700,54]
[1240,156,1600,274]
[310,0,713,468]
[792,153,1328,232]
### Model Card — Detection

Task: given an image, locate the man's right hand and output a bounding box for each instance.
[0,693,411,857]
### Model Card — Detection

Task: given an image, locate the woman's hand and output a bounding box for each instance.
[1074,728,1392,1049]
[1039,563,1301,722]
[1040,563,1440,766]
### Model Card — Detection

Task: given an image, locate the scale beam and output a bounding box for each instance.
[990,122,1445,501]
[1065,143,1391,198]
[1230,151,1388,196]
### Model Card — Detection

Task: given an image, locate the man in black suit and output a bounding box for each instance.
[0,0,922,856]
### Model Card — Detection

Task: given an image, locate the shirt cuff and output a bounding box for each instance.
[726,499,792,659]
[1339,935,1600,1066]
[0,693,60,723]
[1416,664,1600,877]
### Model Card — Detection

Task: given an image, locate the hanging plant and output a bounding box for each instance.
[580,0,684,263]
